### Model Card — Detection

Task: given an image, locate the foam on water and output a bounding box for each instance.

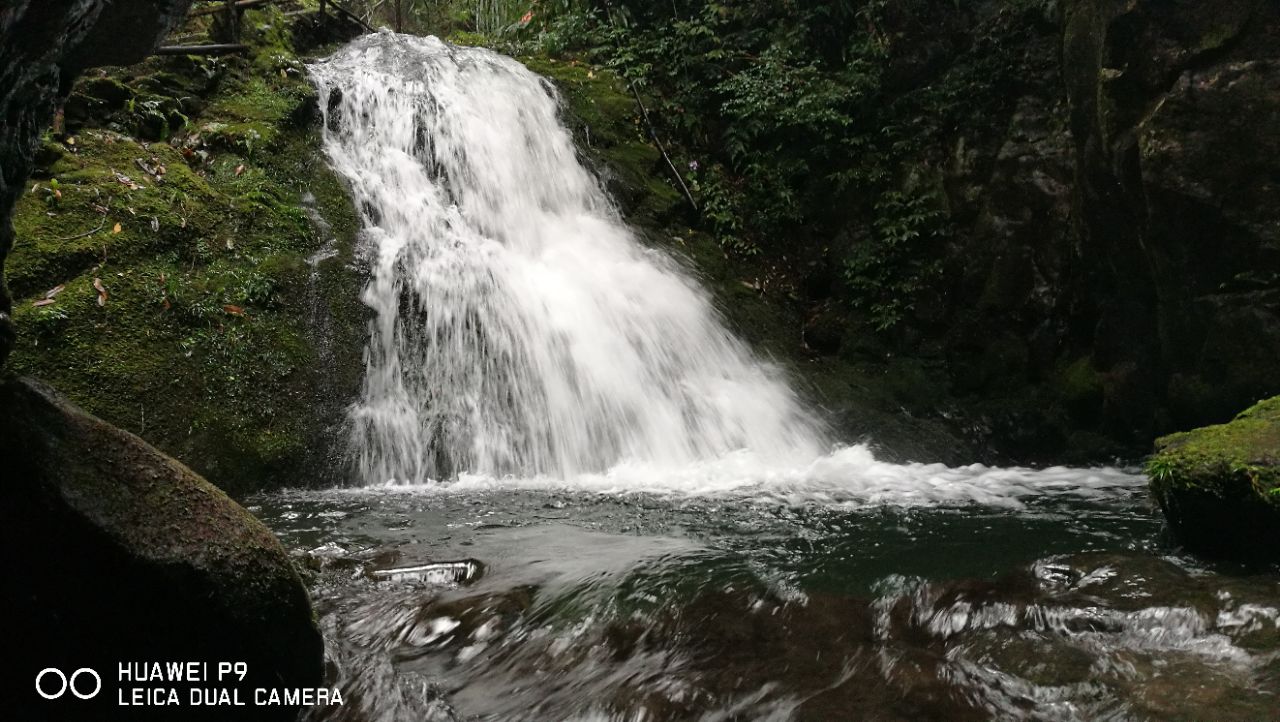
[340,445,1146,510]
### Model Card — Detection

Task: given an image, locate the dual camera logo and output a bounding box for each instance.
[36,668,102,700]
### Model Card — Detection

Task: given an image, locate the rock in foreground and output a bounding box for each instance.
[0,377,323,720]
[1148,397,1279,563]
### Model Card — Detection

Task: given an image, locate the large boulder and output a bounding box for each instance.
[1148,396,1279,562]
[1,377,324,719]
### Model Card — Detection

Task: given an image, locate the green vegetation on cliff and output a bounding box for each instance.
[7,7,366,493]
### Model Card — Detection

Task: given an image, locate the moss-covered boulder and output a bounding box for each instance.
[1147,397,1280,562]
[1,376,324,720]
[5,7,368,493]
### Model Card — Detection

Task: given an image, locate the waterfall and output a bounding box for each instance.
[310,32,828,485]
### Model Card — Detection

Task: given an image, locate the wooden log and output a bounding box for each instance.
[154,43,250,55]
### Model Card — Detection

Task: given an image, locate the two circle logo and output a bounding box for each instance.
[36,668,101,700]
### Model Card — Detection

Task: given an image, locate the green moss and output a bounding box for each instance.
[521,56,681,223]
[1148,397,1280,505]
[448,30,489,47]
[1057,355,1103,408]
[1147,397,1279,561]
[7,13,365,495]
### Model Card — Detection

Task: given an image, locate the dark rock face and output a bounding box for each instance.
[1,377,323,720]
[0,0,193,368]
[1059,0,1280,443]
[855,0,1280,461]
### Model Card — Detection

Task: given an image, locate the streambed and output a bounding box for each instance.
[253,465,1279,721]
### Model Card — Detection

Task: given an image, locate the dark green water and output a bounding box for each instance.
[251,482,1279,721]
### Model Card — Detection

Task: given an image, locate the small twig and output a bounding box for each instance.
[55,218,107,241]
[328,1,376,33]
[599,4,697,213]
[629,84,698,213]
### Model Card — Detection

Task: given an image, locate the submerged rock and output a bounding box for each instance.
[0,377,323,719]
[1148,396,1280,562]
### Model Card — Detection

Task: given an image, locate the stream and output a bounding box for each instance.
[258,32,1280,721]
[252,478,1279,721]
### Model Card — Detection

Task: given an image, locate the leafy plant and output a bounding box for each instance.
[842,189,948,331]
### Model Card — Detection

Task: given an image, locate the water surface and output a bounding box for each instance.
[254,476,1279,721]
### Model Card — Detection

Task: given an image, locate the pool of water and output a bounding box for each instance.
[250,475,1280,721]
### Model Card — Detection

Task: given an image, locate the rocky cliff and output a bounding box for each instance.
[3,3,367,492]
[860,0,1280,460]
[1058,0,1279,441]
[926,0,1280,458]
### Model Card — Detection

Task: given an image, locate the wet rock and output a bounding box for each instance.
[1147,396,1280,562]
[0,377,323,720]
[802,302,845,355]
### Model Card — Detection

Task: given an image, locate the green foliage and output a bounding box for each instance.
[1145,454,1176,483]
[467,0,1012,331]
[842,190,948,330]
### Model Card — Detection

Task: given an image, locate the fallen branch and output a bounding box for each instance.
[629,85,698,213]
[55,218,107,242]
[154,43,250,55]
[327,1,377,33]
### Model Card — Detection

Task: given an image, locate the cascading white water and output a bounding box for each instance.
[311,32,828,485]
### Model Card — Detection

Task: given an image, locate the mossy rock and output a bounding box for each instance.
[1147,396,1280,563]
[0,377,323,720]
[7,13,367,494]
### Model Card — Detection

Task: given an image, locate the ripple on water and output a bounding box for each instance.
[253,487,1279,722]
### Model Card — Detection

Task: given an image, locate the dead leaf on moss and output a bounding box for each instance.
[111,169,142,190]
